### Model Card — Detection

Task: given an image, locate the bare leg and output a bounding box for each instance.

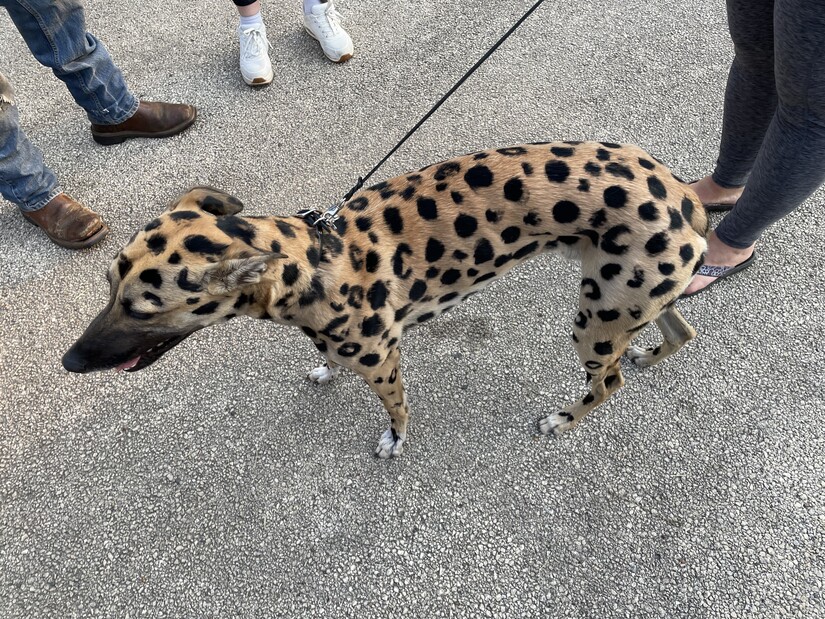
[626,306,697,367]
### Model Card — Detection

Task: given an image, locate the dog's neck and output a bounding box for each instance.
[236,215,340,329]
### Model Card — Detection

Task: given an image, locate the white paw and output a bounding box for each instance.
[306,364,340,384]
[375,429,405,459]
[625,345,653,367]
[539,411,575,437]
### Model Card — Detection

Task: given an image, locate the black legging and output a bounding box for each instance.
[712,0,825,249]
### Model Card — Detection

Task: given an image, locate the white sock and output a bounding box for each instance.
[303,0,329,15]
[239,11,264,30]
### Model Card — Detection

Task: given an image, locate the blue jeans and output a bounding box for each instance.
[0,0,138,212]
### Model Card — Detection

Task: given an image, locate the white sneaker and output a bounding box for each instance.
[238,23,273,86]
[303,1,354,63]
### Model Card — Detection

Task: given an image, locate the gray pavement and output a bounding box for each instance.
[1,1,823,617]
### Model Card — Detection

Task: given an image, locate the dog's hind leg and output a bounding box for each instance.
[359,347,410,459]
[307,360,341,384]
[626,305,696,368]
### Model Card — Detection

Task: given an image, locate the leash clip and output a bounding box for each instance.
[297,200,342,235]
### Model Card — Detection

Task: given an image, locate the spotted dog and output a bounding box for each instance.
[63,142,708,458]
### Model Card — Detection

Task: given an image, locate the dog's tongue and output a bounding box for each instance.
[116,356,140,372]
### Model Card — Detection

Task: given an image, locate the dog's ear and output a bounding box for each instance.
[201,252,285,295]
[166,186,245,217]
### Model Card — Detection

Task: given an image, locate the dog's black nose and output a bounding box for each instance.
[62,347,88,373]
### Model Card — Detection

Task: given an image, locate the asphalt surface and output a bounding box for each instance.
[1,1,823,617]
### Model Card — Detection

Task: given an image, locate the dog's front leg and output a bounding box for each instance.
[360,347,409,459]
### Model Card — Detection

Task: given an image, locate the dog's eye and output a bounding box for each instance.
[121,300,153,321]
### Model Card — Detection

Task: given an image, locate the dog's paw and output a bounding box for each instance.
[375,429,405,459]
[539,411,575,437]
[625,345,655,368]
[306,364,340,384]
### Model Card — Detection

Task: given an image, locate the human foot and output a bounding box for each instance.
[682,231,755,296]
[690,176,743,212]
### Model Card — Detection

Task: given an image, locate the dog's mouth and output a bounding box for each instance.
[116,334,191,372]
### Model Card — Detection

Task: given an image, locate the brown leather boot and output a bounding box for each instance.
[90,100,197,145]
[21,193,109,249]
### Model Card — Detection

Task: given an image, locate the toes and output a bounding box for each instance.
[539,411,575,436]
[375,429,404,459]
[306,364,338,384]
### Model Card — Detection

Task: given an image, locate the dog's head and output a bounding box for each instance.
[62,187,284,373]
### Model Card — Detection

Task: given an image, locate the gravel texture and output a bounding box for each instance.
[1,1,823,617]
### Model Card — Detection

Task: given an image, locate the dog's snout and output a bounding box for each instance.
[62,346,89,373]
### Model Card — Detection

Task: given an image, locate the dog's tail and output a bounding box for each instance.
[682,183,710,238]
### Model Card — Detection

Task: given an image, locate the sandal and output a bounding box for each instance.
[680,252,756,298]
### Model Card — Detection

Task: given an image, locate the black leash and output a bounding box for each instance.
[298,0,547,239]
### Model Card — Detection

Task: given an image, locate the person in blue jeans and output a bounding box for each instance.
[0,0,197,249]
[683,0,825,296]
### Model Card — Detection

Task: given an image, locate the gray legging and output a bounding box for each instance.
[712,0,825,249]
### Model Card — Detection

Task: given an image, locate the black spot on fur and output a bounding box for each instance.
[596,149,611,161]
[545,160,570,183]
[306,245,320,268]
[603,186,628,209]
[589,209,607,228]
[276,220,297,238]
[523,212,540,226]
[522,162,534,175]
[501,226,521,244]
[650,279,677,298]
[409,279,427,301]
[349,245,364,271]
[645,232,669,255]
[513,241,539,260]
[638,202,659,221]
[192,300,220,315]
[368,280,388,310]
[584,162,602,176]
[627,267,645,288]
[361,314,385,337]
[497,146,528,156]
[441,269,461,285]
[574,312,587,328]
[359,353,381,367]
[216,215,256,245]
[417,197,438,220]
[581,278,601,300]
[365,250,380,273]
[167,252,181,265]
[383,207,404,234]
[551,146,575,157]
[434,161,461,181]
[485,210,501,223]
[679,244,695,264]
[426,238,445,262]
[601,225,630,255]
[282,263,299,286]
[668,207,684,230]
[578,179,590,192]
[177,268,202,292]
[417,312,435,324]
[140,269,162,289]
[355,217,372,232]
[118,257,133,278]
[681,196,695,223]
[184,235,228,256]
[648,176,667,199]
[143,291,163,307]
[553,200,580,223]
[605,162,634,180]
[658,262,676,275]
[392,244,413,279]
[337,342,362,357]
[146,233,167,254]
[473,238,494,264]
[348,196,369,211]
[169,210,200,221]
[270,240,281,254]
[600,263,622,280]
[464,165,494,189]
[594,341,613,355]
[597,309,620,322]
[451,191,464,204]
[440,291,460,303]
[454,214,478,238]
[504,178,524,201]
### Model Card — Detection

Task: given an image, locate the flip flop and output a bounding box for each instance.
[686,180,739,212]
[680,252,756,298]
